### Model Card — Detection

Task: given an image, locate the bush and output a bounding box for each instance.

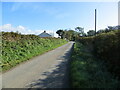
[1,32,67,72]
[70,42,120,88]
[78,30,120,79]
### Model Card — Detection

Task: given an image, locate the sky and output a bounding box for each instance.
[0,1,119,37]
[118,1,120,25]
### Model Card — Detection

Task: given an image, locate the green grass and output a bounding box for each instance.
[1,32,68,72]
[70,42,120,88]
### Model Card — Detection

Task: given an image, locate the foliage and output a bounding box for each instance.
[96,29,106,34]
[1,32,67,72]
[64,30,79,41]
[96,25,120,34]
[75,27,84,36]
[56,29,64,39]
[56,27,85,41]
[77,30,120,79]
[87,30,95,36]
[70,42,120,88]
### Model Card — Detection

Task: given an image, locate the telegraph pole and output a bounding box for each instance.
[95,9,97,36]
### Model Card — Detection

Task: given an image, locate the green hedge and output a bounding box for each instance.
[1,32,67,72]
[70,42,120,88]
[78,30,120,78]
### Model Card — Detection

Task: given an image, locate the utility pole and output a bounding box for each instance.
[95,9,97,36]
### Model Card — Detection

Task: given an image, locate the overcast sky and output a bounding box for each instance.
[0,1,119,36]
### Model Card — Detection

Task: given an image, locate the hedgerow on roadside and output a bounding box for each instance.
[70,42,120,88]
[78,30,120,78]
[1,32,67,72]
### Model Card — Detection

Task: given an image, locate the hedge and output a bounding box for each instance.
[78,30,120,78]
[1,32,67,72]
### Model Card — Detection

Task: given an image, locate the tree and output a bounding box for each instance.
[108,26,114,30]
[118,25,120,30]
[75,27,84,36]
[56,29,65,39]
[87,30,95,36]
[104,26,115,32]
[66,30,75,41]
[97,29,105,34]
[82,33,87,37]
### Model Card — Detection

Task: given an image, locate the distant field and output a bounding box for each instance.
[1,32,67,72]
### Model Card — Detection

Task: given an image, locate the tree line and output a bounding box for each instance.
[56,25,120,40]
[56,27,86,41]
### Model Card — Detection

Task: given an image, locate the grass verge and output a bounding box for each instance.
[70,42,120,88]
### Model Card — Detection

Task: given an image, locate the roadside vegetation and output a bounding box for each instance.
[1,32,67,72]
[64,26,120,88]
[70,42,120,88]
[78,30,120,79]
[1,25,120,88]
[56,26,120,87]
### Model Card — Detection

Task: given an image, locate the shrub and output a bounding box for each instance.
[1,32,67,71]
[70,42,120,88]
[78,30,120,78]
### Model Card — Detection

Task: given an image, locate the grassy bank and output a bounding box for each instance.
[78,30,120,78]
[1,32,67,72]
[70,42,120,88]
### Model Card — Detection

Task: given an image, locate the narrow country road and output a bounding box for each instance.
[2,42,74,88]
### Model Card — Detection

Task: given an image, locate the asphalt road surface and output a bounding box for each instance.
[2,42,74,88]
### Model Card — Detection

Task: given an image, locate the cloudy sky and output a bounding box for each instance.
[0,0,119,36]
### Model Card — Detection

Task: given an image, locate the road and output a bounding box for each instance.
[2,42,74,88]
